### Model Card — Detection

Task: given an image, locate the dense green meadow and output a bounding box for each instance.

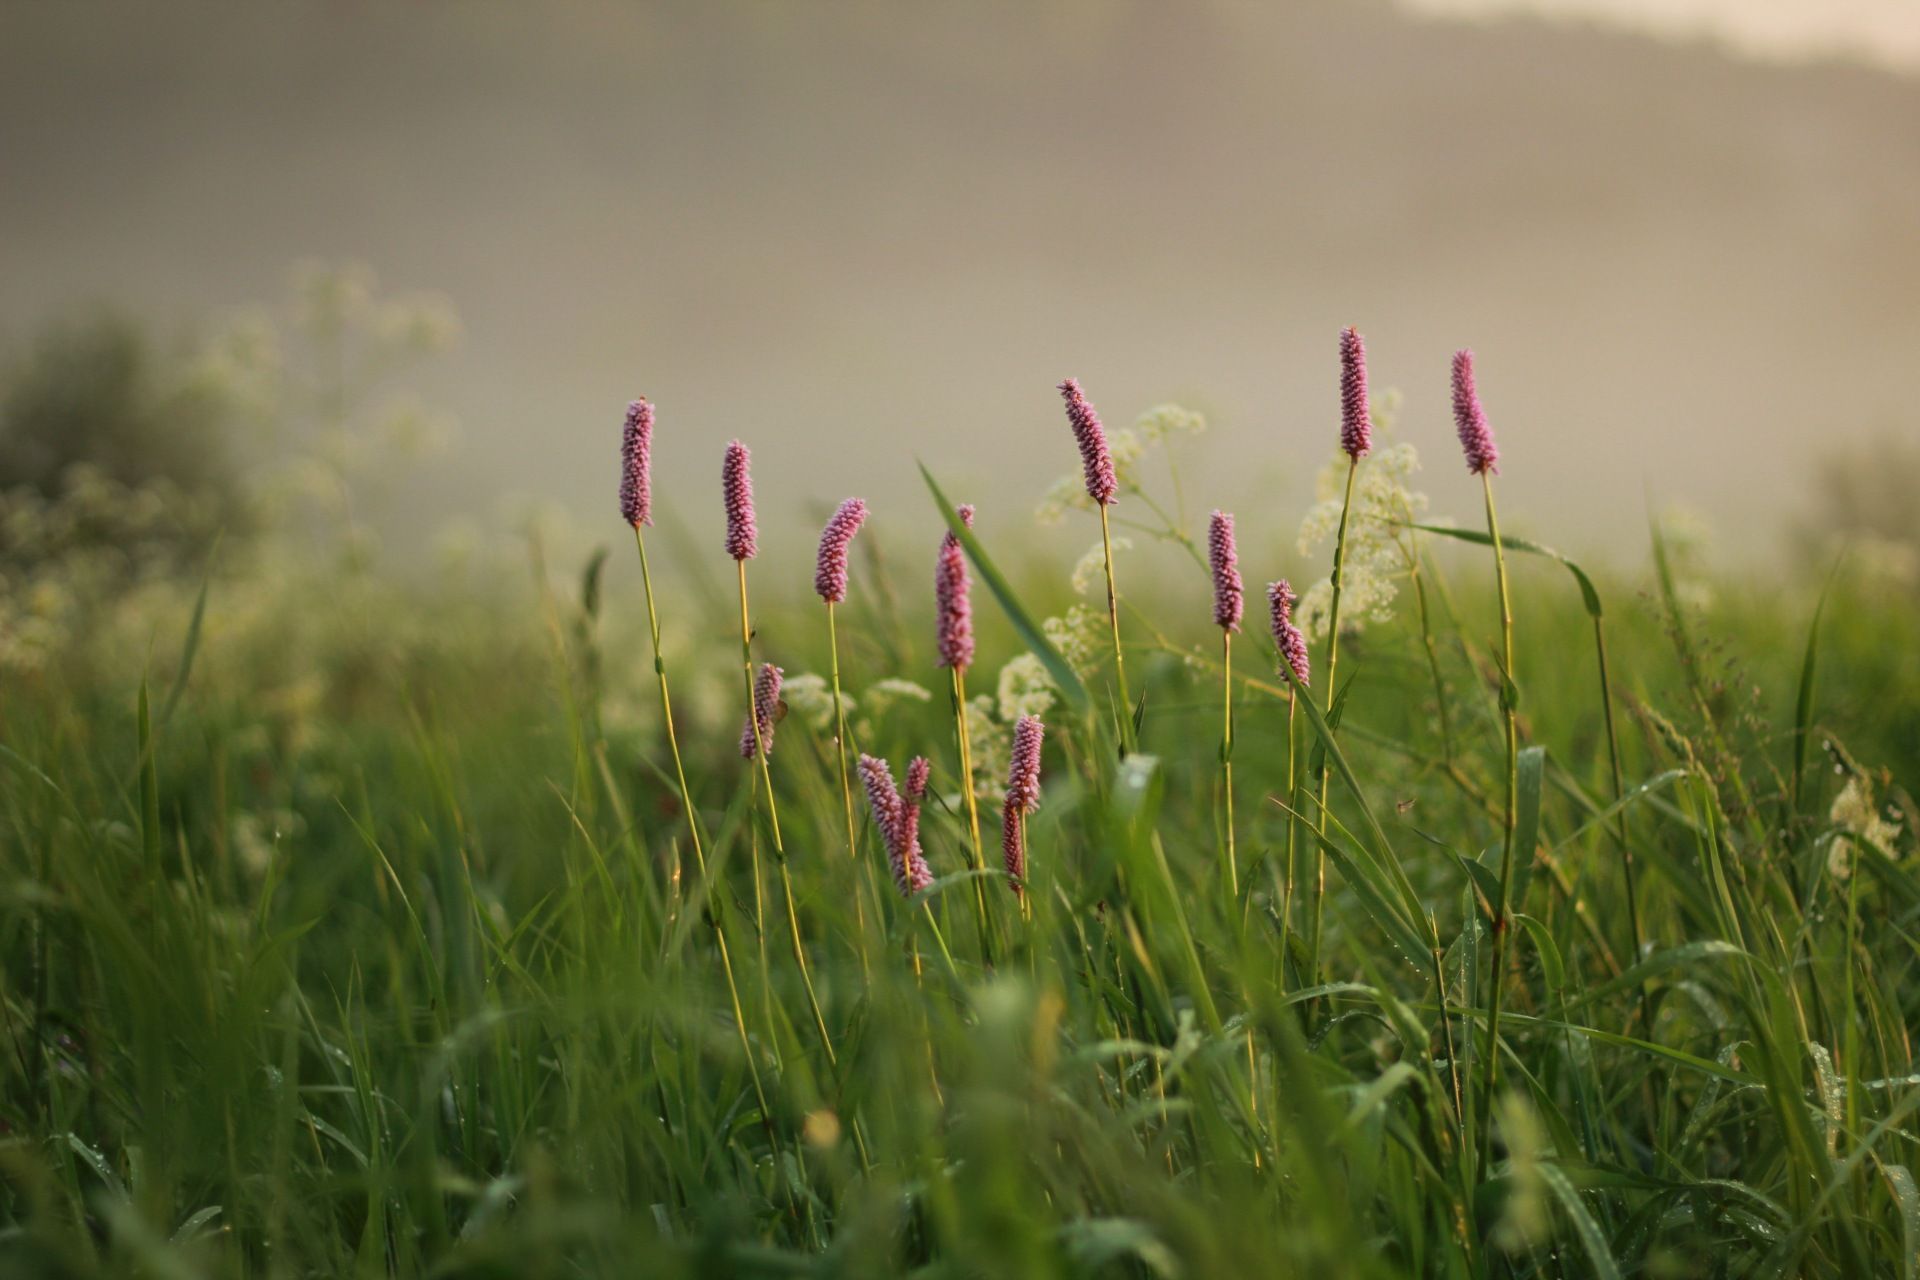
[2,298,1918,1276]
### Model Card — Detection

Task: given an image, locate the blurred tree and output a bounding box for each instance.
[1796,432,1920,587]
[0,310,247,563]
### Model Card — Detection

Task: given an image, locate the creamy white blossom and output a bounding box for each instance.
[1294,435,1428,639]
[780,673,853,734]
[1828,774,1903,879]
[996,653,1057,722]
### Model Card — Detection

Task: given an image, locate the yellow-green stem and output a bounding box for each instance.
[635,526,704,870]
[1308,457,1360,990]
[1477,470,1520,1165]
[826,602,873,973]
[1098,503,1135,751]
[631,528,772,1150]
[738,560,837,1101]
[951,664,995,961]
[1222,628,1238,900]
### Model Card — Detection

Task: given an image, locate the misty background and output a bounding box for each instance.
[3,0,1917,574]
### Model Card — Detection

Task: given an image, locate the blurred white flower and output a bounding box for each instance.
[996,653,1056,722]
[1071,535,1130,597]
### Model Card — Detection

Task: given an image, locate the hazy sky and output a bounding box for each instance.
[2,1,1916,576]
[1403,0,1920,70]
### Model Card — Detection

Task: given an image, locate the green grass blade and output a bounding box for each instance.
[920,461,1088,711]
[1413,522,1602,618]
[1539,1162,1624,1280]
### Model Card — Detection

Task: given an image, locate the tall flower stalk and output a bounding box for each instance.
[815,497,873,961]
[620,401,774,1148]
[1308,328,1373,989]
[724,440,838,1082]
[1002,714,1044,920]
[1268,580,1309,951]
[1209,511,1244,898]
[1059,378,1133,750]
[1453,350,1520,1161]
[935,504,994,952]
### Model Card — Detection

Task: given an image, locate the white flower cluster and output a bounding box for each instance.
[1827,774,1904,880]
[996,653,1057,722]
[1042,603,1104,678]
[779,673,853,734]
[1294,438,1427,640]
[1070,536,1131,596]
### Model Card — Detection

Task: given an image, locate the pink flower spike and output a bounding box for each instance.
[1058,378,1118,506]
[1005,715,1044,813]
[1208,510,1243,632]
[860,754,931,897]
[619,399,653,528]
[722,440,757,561]
[899,756,932,892]
[939,502,976,552]
[1451,349,1501,477]
[1339,327,1372,461]
[1268,580,1310,689]
[739,663,782,759]
[815,497,868,604]
[934,508,975,671]
[1002,714,1044,893]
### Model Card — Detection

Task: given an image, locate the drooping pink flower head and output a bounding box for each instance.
[935,503,976,671]
[1339,327,1372,461]
[619,398,653,528]
[1268,580,1310,689]
[1208,510,1243,632]
[860,753,932,897]
[1058,378,1118,507]
[739,662,782,759]
[722,440,757,561]
[1450,349,1500,477]
[1001,714,1045,893]
[815,497,868,604]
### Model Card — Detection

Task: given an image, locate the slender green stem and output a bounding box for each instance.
[634,527,704,868]
[1222,628,1238,900]
[1098,503,1135,751]
[631,527,773,1152]
[1478,471,1520,1164]
[826,602,873,973]
[1278,696,1298,971]
[738,561,836,1096]
[1308,458,1360,991]
[951,665,995,962]
[1593,619,1650,1030]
